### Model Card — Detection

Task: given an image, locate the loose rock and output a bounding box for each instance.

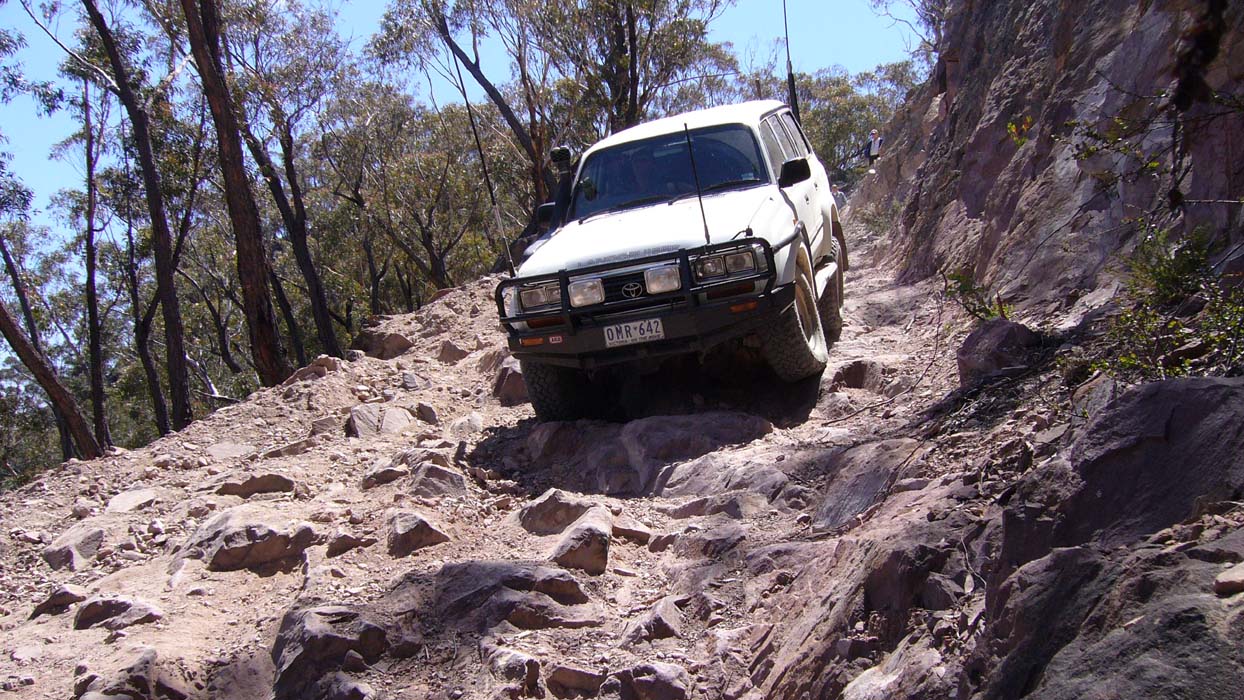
[41,524,106,571]
[550,507,612,575]
[73,596,163,630]
[387,510,450,556]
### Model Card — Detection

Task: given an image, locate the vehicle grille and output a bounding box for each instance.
[602,272,648,303]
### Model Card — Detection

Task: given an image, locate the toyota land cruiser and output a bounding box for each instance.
[495,100,848,421]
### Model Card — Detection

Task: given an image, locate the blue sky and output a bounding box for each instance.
[0,0,918,226]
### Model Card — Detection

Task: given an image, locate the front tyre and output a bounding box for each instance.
[763,263,829,381]
[520,359,596,422]
[818,240,844,344]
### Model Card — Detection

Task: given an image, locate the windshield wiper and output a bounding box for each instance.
[668,178,765,204]
[578,195,671,222]
[702,178,764,194]
[574,193,666,221]
[613,195,672,211]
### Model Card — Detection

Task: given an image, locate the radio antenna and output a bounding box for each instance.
[449,42,515,276]
[782,0,801,123]
[683,124,712,247]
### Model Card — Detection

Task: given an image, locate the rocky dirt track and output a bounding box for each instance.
[1,223,1241,700]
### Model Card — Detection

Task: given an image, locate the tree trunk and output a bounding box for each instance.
[0,235,75,458]
[268,269,307,368]
[433,11,554,199]
[122,215,171,436]
[180,0,291,386]
[236,103,343,359]
[82,0,194,430]
[82,81,112,448]
[362,233,388,316]
[0,298,101,459]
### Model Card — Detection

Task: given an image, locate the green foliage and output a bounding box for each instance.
[1007,115,1033,147]
[941,269,1011,321]
[1097,228,1244,381]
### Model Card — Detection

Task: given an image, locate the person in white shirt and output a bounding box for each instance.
[865,129,883,171]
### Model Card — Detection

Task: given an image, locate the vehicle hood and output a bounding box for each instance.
[518,187,784,276]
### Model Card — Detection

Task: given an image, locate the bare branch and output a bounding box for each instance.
[20,0,117,91]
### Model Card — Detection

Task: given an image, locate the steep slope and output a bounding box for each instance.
[0,232,968,698]
[3,2,1244,697]
[1,218,1240,699]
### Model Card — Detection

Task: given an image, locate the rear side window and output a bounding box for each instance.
[758,120,789,175]
[770,117,799,161]
[780,112,811,156]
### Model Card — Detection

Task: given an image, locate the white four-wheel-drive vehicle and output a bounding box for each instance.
[495,100,848,421]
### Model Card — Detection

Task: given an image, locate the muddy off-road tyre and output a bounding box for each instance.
[521,359,596,422]
[818,241,844,344]
[763,263,829,382]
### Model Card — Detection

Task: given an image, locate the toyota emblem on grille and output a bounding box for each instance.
[622,282,644,298]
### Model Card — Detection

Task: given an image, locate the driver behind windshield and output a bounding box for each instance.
[628,149,675,198]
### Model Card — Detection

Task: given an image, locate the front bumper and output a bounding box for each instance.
[495,240,796,370]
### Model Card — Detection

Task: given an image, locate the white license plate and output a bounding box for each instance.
[603,318,665,348]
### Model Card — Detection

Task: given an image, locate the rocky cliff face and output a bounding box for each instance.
[853,0,1244,313]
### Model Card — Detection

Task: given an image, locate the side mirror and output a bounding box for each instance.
[536,202,555,225]
[778,158,811,188]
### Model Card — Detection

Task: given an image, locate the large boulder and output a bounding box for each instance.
[550,507,612,575]
[105,488,161,514]
[600,662,691,700]
[515,489,594,535]
[623,596,683,645]
[216,473,297,498]
[956,319,1040,387]
[408,463,467,499]
[386,510,450,556]
[493,356,528,406]
[75,648,195,700]
[407,560,598,632]
[350,330,413,360]
[30,584,89,619]
[1056,377,1244,547]
[74,595,164,630]
[814,439,923,531]
[182,506,321,572]
[973,534,1244,700]
[271,606,388,700]
[346,404,382,437]
[526,412,773,496]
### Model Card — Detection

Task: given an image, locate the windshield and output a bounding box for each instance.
[569,123,769,221]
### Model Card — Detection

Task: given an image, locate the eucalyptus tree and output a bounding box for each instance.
[80,0,196,429]
[179,0,291,386]
[0,219,75,461]
[0,217,99,462]
[373,0,557,207]
[0,296,100,460]
[49,77,115,448]
[315,83,499,294]
[223,0,348,359]
[373,0,739,221]
[530,0,737,133]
